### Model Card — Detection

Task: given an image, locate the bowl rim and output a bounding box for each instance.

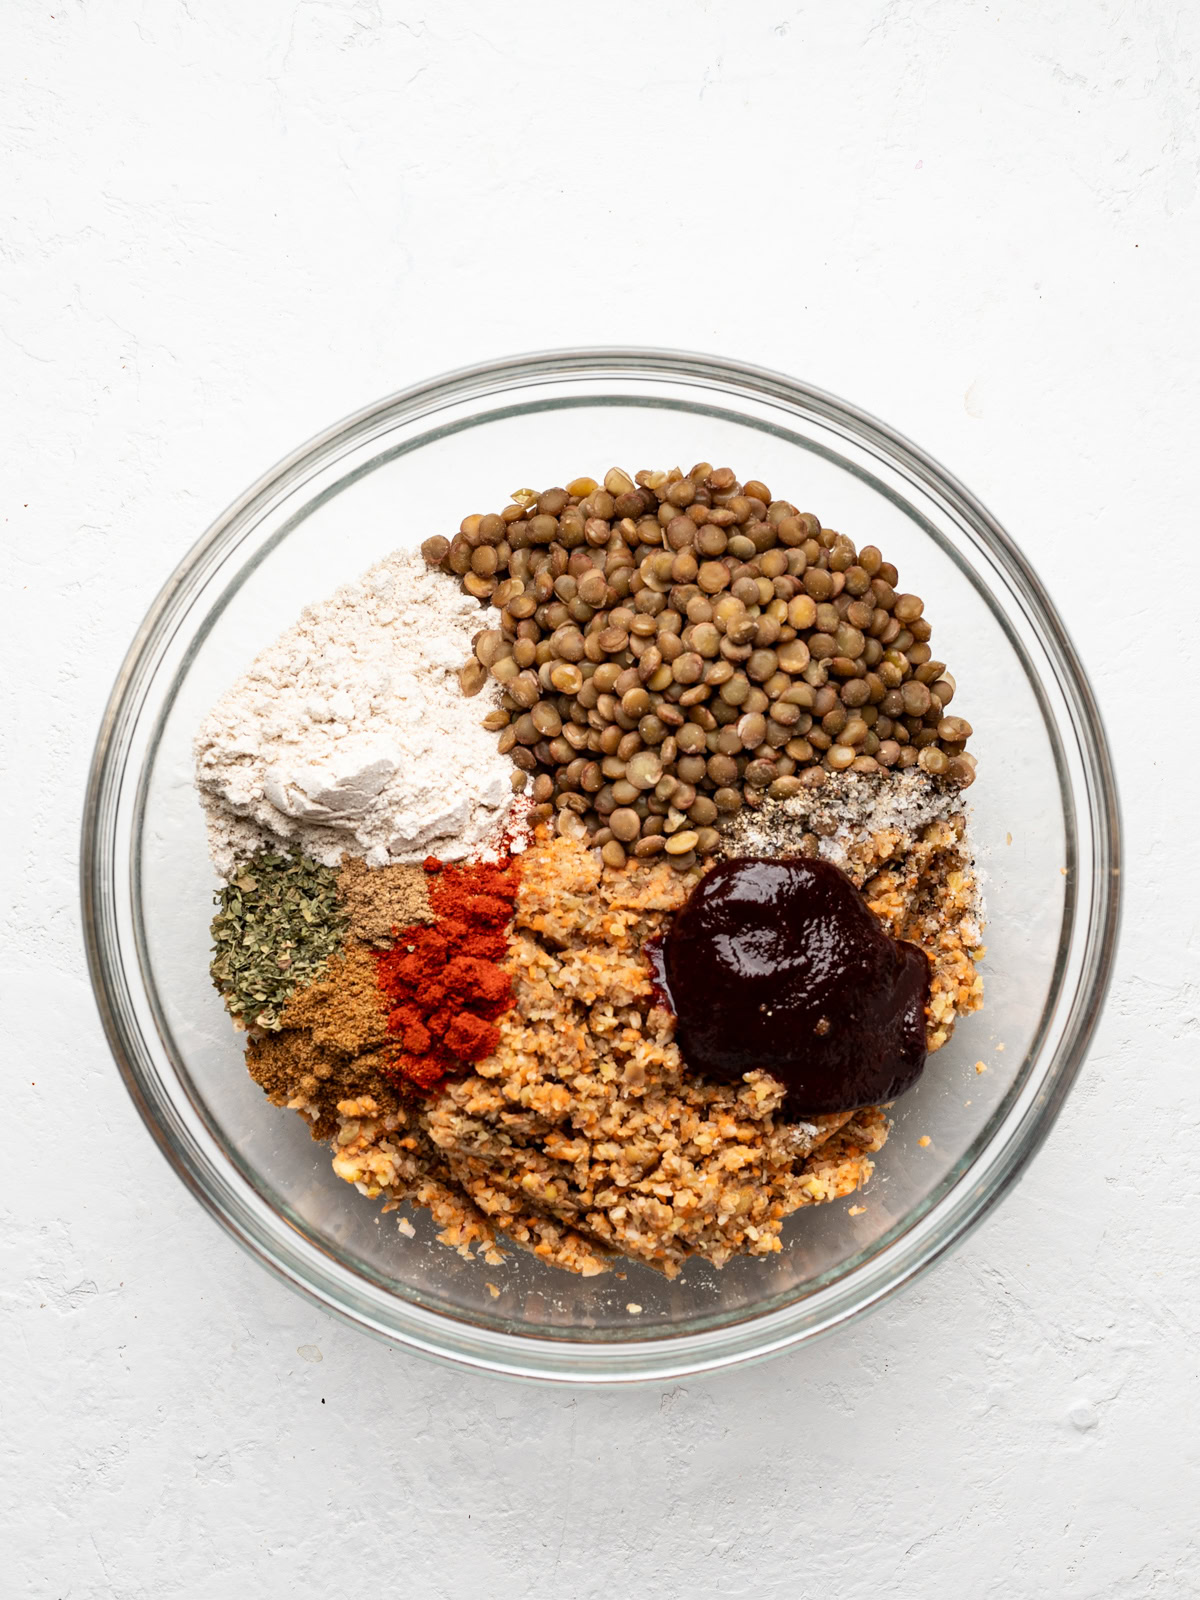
[81,346,1122,1382]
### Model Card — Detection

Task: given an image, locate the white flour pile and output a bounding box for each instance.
[194,549,516,879]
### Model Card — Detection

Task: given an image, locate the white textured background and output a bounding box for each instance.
[4,2,1198,1595]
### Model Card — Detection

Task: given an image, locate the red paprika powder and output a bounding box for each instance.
[375,853,521,1093]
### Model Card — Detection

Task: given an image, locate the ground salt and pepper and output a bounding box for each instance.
[195,550,519,879]
[720,770,970,873]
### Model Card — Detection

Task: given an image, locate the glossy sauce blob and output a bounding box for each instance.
[650,857,930,1115]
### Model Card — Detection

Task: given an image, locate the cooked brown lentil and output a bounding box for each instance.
[425,466,975,860]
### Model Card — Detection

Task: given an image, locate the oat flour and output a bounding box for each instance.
[195,549,516,879]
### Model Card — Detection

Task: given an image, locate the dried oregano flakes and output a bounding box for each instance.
[210,850,347,1031]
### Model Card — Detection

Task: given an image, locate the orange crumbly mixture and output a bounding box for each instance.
[311,819,981,1279]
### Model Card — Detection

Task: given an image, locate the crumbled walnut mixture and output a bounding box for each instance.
[272,812,981,1278]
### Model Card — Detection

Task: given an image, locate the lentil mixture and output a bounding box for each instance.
[203,465,986,1280]
[336,858,433,946]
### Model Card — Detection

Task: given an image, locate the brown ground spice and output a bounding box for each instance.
[245,939,400,1139]
[337,857,433,946]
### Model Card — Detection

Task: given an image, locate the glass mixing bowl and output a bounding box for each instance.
[82,350,1120,1382]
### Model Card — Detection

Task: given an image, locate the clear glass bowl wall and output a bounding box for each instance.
[83,352,1120,1382]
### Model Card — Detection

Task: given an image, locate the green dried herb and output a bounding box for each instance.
[210,850,348,1031]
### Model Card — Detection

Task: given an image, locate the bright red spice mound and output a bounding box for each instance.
[374,855,520,1093]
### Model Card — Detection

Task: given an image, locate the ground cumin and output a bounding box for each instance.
[336,857,433,946]
[245,939,399,1137]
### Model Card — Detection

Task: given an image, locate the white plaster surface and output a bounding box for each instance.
[3,2,1198,1594]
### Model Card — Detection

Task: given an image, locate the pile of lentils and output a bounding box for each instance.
[420,465,975,872]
